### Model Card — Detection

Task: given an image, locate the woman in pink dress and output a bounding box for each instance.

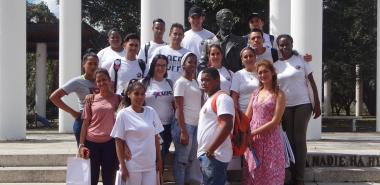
[243,60,286,185]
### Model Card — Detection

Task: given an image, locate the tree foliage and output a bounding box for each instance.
[27,1,58,23]
[82,0,140,35]
[323,0,377,115]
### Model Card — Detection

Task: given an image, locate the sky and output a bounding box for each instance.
[29,0,59,17]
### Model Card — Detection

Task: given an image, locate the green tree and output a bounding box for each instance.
[323,0,376,115]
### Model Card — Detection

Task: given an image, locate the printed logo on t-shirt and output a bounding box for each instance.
[137,72,143,78]
[153,91,173,99]
[166,55,182,72]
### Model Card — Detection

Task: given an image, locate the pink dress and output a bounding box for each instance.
[243,91,285,185]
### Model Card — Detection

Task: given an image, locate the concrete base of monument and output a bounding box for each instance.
[0,131,379,184]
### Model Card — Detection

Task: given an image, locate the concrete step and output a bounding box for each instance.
[305,167,380,182]
[227,167,380,183]
[0,183,379,185]
[0,154,74,167]
[0,166,65,183]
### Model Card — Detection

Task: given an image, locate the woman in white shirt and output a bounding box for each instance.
[198,44,233,93]
[231,47,259,112]
[141,54,175,164]
[111,80,164,185]
[97,28,126,70]
[274,34,321,185]
[172,52,202,185]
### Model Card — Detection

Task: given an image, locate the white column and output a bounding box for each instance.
[36,43,47,118]
[377,0,380,132]
[141,0,184,45]
[355,64,363,117]
[0,0,26,140]
[324,80,332,116]
[59,0,82,133]
[270,0,291,36]
[291,0,323,140]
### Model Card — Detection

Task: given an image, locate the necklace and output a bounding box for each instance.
[246,70,256,80]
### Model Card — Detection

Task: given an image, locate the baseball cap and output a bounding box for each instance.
[189,6,204,17]
[248,12,264,21]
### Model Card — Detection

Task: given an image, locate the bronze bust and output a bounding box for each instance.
[199,9,246,72]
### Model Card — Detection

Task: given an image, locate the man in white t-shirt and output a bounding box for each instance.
[249,29,312,64]
[149,23,190,83]
[137,18,167,65]
[182,6,215,63]
[109,33,144,95]
[97,28,126,70]
[197,67,234,185]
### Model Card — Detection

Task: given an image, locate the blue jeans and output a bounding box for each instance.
[160,123,172,161]
[73,112,83,147]
[198,154,229,185]
[171,120,198,185]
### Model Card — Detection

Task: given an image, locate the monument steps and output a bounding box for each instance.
[0,131,379,184]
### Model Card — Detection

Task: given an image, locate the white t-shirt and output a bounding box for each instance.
[144,78,174,125]
[182,29,215,61]
[274,55,313,106]
[137,41,167,64]
[256,47,274,63]
[97,46,126,70]
[230,68,260,112]
[109,58,144,95]
[263,33,273,49]
[149,45,190,83]
[197,93,235,163]
[174,76,202,125]
[111,106,164,172]
[197,66,233,93]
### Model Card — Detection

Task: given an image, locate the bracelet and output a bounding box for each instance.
[78,144,85,148]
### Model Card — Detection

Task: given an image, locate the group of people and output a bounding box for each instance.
[50,5,321,185]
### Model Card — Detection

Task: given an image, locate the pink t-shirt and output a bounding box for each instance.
[82,93,120,143]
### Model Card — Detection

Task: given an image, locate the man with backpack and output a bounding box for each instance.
[137,18,167,64]
[109,33,146,95]
[197,67,234,185]
[182,5,215,64]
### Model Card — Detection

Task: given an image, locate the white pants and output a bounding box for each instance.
[127,169,156,185]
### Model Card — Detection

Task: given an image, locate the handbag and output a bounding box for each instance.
[66,156,91,185]
[281,129,295,168]
[156,171,163,185]
[115,170,126,185]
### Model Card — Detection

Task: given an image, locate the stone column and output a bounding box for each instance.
[377,0,380,132]
[36,43,47,118]
[141,0,184,45]
[291,0,323,140]
[0,0,26,140]
[59,0,82,133]
[355,64,363,117]
[270,0,291,36]
[324,79,332,116]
